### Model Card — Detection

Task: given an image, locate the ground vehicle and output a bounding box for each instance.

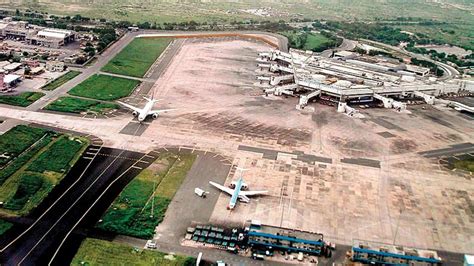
[145,240,157,249]
[195,187,208,198]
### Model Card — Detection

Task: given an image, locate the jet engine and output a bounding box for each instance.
[152,113,159,119]
[132,111,138,116]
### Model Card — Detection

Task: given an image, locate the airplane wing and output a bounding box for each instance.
[117,101,142,113]
[149,109,176,115]
[240,190,268,196]
[209,181,234,195]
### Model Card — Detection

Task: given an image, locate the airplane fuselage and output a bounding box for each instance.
[228,177,243,209]
[138,101,155,122]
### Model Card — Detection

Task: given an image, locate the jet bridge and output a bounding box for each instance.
[270,64,294,74]
[270,74,294,85]
[265,83,298,96]
[413,91,435,104]
[373,93,407,111]
[298,90,321,109]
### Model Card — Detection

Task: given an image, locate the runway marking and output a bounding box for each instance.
[131,166,143,170]
[96,153,143,161]
[83,157,94,160]
[144,154,155,158]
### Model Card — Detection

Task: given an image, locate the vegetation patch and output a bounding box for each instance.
[0,125,49,167]
[27,136,86,173]
[72,238,195,266]
[97,152,196,239]
[0,125,88,216]
[454,158,474,172]
[0,220,13,236]
[4,172,44,210]
[41,70,81,91]
[102,38,172,78]
[0,92,45,107]
[45,96,119,115]
[281,30,341,52]
[68,74,140,101]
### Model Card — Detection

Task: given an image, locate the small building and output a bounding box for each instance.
[22,58,40,68]
[405,64,430,77]
[0,61,10,69]
[29,66,44,75]
[45,60,65,72]
[3,74,21,88]
[334,51,357,60]
[3,62,22,72]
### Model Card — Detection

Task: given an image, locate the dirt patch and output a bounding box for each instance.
[390,138,418,154]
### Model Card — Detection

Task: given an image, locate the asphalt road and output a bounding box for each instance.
[0,146,149,265]
[361,39,460,80]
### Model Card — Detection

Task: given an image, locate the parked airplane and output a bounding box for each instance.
[117,97,174,122]
[209,168,267,210]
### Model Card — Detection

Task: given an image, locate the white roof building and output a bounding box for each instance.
[4,74,21,84]
[3,62,22,72]
[37,30,68,39]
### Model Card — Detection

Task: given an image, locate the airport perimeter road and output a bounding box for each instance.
[0,147,150,265]
[361,39,460,80]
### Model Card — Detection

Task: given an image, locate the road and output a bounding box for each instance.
[361,39,460,80]
[320,37,357,57]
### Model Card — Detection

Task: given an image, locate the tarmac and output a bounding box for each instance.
[0,30,472,264]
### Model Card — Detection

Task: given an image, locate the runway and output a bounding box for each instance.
[0,146,155,265]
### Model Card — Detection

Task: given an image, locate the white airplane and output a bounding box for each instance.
[117,96,174,122]
[209,168,267,210]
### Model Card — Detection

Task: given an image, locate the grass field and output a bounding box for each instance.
[280,31,335,52]
[0,220,13,236]
[41,70,81,91]
[97,152,196,239]
[72,238,195,266]
[6,0,473,25]
[44,96,119,114]
[102,38,172,78]
[0,125,49,167]
[0,125,88,216]
[27,135,86,173]
[454,158,474,172]
[0,92,45,107]
[68,74,140,101]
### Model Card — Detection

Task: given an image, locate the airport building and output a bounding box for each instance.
[256,49,473,114]
[247,222,329,256]
[0,17,75,48]
[351,239,443,266]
